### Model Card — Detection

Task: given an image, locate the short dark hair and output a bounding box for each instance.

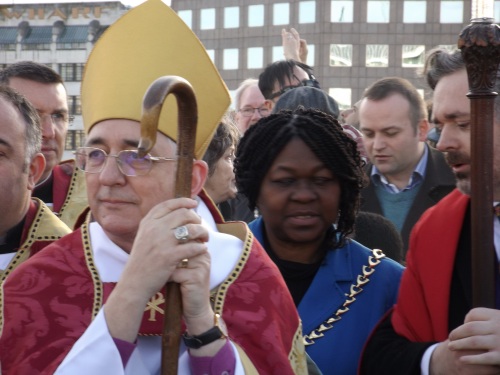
[423,48,465,90]
[362,77,427,132]
[0,85,42,171]
[0,61,64,86]
[202,120,240,177]
[235,107,366,249]
[258,60,316,100]
[423,47,500,121]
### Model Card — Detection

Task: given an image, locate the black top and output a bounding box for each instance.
[262,229,325,306]
[0,217,25,255]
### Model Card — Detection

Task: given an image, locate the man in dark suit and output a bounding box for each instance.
[358,76,455,255]
[360,48,500,374]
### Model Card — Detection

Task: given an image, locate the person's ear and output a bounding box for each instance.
[190,159,209,198]
[27,153,46,191]
[417,119,430,141]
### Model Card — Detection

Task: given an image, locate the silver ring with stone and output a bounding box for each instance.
[174,225,189,242]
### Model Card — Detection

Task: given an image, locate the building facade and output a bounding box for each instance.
[0,1,128,158]
[170,0,500,107]
[1,0,500,157]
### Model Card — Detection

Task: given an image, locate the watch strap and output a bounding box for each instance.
[182,313,226,349]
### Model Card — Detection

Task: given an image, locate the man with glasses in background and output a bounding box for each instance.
[0,62,87,228]
[233,78,270,134]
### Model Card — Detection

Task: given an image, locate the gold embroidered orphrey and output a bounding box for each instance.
[303,248,386,346]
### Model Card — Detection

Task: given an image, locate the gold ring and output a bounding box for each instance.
[178,258,189,268]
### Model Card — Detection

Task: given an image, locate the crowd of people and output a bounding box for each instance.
[0,0,499,374]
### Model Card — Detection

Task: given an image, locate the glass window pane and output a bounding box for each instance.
[438,44,458,52]
[329,88,352,109]
[178,10,192,29]
[248,5,264,27]
[306,44,315,66]
[402,45,425,67]
[273,3,290,25]
[224,7,239,29]
[366,44,389,67]
[272,46,283,62]
[494,0,500,22]
[331,0,354,22]
[200,8,216,30]
[330,44,353,66]
[299,1,316,24]
[206,49,215,63]
[404,1,426,23]
[440,1,463,23]
[367,1,390,23]
[223,48,239,70]
[248,47,263,69]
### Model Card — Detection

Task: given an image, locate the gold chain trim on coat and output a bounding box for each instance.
[303,248,386,346]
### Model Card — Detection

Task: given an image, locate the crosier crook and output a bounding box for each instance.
[138,76,198,375]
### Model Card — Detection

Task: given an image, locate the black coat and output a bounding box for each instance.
[360,145,456,256]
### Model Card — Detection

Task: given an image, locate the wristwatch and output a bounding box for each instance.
[182,313,228,349]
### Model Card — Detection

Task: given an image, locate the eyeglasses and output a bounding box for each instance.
[238,106,270,117]
[267,77,321,101]
[37,111,75,126]
[74,147,176,176]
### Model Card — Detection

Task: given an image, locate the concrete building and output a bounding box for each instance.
[2,0,500,156]
[0,1,128,158]
[170,0,500,107]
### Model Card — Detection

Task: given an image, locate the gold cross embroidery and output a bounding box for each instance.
[145,292,165,321]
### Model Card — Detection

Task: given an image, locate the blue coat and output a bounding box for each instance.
[249,217,404,375]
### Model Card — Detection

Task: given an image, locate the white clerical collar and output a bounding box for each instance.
[89,199,243,289]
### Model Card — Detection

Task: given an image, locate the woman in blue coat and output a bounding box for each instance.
[234,107,403,375]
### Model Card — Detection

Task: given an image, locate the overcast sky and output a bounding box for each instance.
[0,0,170,7]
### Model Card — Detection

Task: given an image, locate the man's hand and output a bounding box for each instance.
[282,28,308,63]
[430,308,500,375]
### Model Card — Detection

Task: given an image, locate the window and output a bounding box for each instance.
[329,88,352,109]
[206,49,215,63]
[367,1,390,23]
[404,1,426,23]
[248,5,264,27]
[178,10,192,29]
[306,44,315,66]
[200,8,216,30]
[65,130,85,151]
[22,43,50,51]
[247,47,263,69]
[273,3,290,25]
[223,48,239,70]
[440,1,463,23]
[224,7,239,29]
[366,45,389,67]
[330,44,353,66]
[299,1,316,24]
[402,45,425,67]
[494,0,500,22]
[272,45,283,62]
[68,95,82,115]
[438,44,458,52]
[331,1,353,22]
[59,63,84,82]
[56,42,86,50]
